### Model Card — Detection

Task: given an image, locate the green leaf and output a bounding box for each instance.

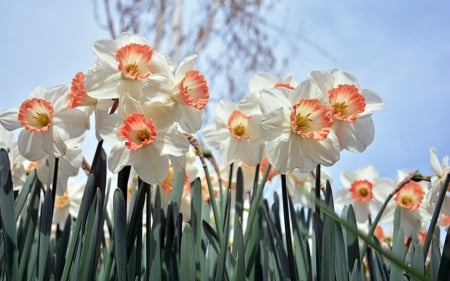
[429,227,441,281]
[170,169,187,214]
[14,170,37,220]
[54,215,72,281]
[60,174,96,281]
[410,243,424,281]
[437,227,450,281]
[320,210,336,281]
[180,224,195,281]
[17,178,41,281]
[37,187,53,281]
[0,149,19,281]
[80,189,104,281]
[114,188,128,281]
[343,205,360,270]
[231,219,245,281]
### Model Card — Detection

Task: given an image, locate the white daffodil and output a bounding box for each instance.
[308,69,383,152]
[381,170,430,238]
[139,54,209,133]
[0,85,89,160]
[334,165,394,223]
[258,80,340,174]
[248,72,298,93]
[202,96,265,166]
[85,32,171,101]
[100,112,189,184]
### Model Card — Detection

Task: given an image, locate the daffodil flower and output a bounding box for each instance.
[308,69,383,152]
[100,112,189,184]
[202,96,265,166]
[258,80,340,173]
[140,54,209,133]
[334,165,394,223]
[0,85,89,160]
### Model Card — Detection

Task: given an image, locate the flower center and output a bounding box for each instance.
[394,181,424,211]
[349,179,373,203]
[178,70,209,110]
[290,99,332,140]
[116,43,153,80]
[18,98,54,132]
[118,113,157,150]
[68,72,97,108]
[274,82,294,91]
[227,110,251,140]
[328,84,366,122]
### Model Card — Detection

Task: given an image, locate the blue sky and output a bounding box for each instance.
[2,1,449,184]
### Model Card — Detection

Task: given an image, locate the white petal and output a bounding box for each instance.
[330,69,359,86]
[259,107,291,142]
[302,134,341,167]
[359,89,383,117]
[85,66,122,100]
[53,109,89,139]
[430,147,443,175]
[108,144,132,173]
[134,146,169,184]
[0,108,21,130]
[248,72,277,93]
[42,127,67,158]
[174,54,197,81]
[159,126,189,157]
[334,118,375,152]
[291,77,323,102]
[308,70,334,94]
[17,130,46,161]
[258,88,291,115]
[177,105,203,133]
[202,121,229,149]
[239,92,262,116]
[91,39,119,69]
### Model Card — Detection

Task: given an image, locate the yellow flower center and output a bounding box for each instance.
[18,98,54,132]
[228,110,250,140]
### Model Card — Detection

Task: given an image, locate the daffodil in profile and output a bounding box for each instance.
[0,85,88,160]
[140,54,209,133]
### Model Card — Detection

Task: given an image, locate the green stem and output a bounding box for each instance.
[203,165,224,244]
[281,174,297,281]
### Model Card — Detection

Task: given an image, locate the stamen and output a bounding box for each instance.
[227,110,251,140]
[328,84,366,122]
[116,43,153,80]
[18,98,54,132]
[68,72,97,108]
[290,99,332,140]
[117,113,157,150]
[349,179,373,203]
[178,70,209,110]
